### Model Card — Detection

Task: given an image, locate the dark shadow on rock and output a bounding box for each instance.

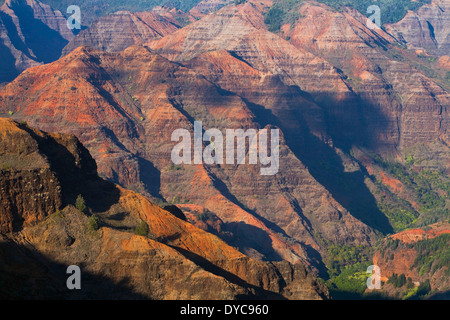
[244,86,395,235]
[8,0,70,63]
[138,157,163,199]
[168,245,287,300]
[0,35,19,83]
[0,240,148,300]
[19,123,121,214]
[163,205,187,221]
[427,291,450,300]
[222,221,282,262]
[302,244,328,279]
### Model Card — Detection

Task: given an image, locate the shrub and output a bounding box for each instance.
[88,215,100,231]
[388,273,407,288]
[134,220,149,237]
[75,194,87,213]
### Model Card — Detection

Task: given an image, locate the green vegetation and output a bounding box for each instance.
[75,194,87,213]
[37,0,204,25]
[323,243,376,299]
[374,180,418,232]
[0,163,11,171]
[264,6,285,32]
[328,264,372,297]
[88,215,100,231]
[372,155,449,229]
[317,0,431,24]
[326,244,373,277]
[402,279,431,300]
[264,0,432,33]
[387,273,407,288]
[412,233,450,277]
[193,209,215,222]
[7,0,433,28]
[264,0,304,32]
[134,220,149,237]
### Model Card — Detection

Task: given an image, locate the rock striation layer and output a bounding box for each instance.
[386,0,450,56]
[62,10,181,56]
[0,118,327,300]
[0,0,75,82]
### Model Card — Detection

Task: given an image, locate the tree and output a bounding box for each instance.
[75,194,87,213]
[88,215,100,231]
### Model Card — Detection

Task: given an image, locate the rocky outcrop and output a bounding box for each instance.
[62,11,180,56]
[0,119,327,300]
[190,0,234,19]
[386,0,450,56]
[0,42,383,269]
[0,0,75,82]
[1,0,449,284]
[282,1,450,153]
[0,118,97,233]
[150,5,197,26]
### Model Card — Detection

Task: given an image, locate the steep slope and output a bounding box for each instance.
[146,0,354,102]
[372,222,450,299]
[282,1,450,153]
[62,10,180,56]
[0,118,327,300]
[32,0,204,26]
[386,0,450,56]
[0,0,75,82]
[2,0,449,288]
[189,0,234,18]
[0,43,381,270]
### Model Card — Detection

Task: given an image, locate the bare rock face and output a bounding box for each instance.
[0,119,327,300]
[190,0,234,19]
[0,43,382,270]
[386,0,450,56]
[1,0,449,285]
[0,0,75,82]
[62,11,180,56]
[0,118,97,233]
[282,1,450,154]
[150,5,197,26]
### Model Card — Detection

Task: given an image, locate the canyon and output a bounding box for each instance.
[0,117,326,299]
[0,0,449,299]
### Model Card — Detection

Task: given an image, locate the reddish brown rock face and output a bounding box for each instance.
[189,0,234,19]
[0,43,380,269]
[373,222,450,291]
[0,117,99,233]
[386,0,450,56]
[0,0,449,285]
[62,11,181,56]
[0,118,327,300]
[281,1,450,154]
